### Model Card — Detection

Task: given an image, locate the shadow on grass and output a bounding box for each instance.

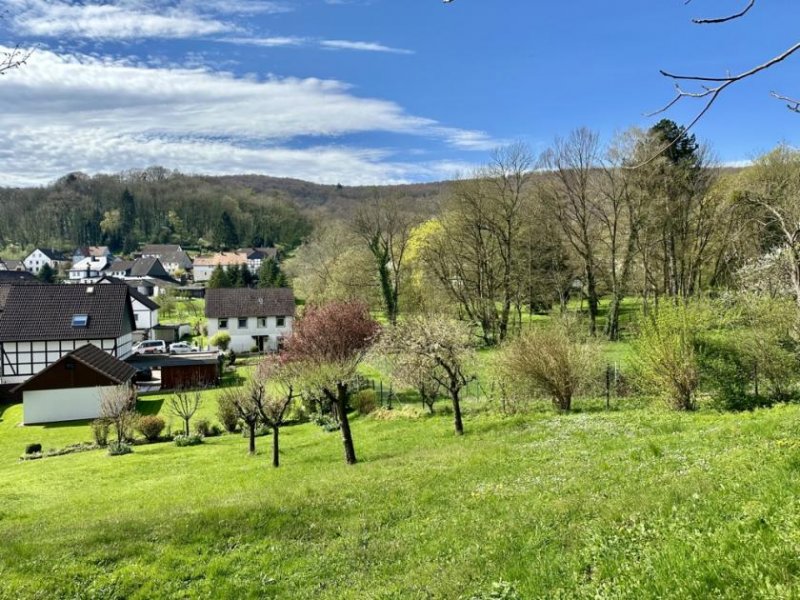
[38,418,92,430]
[137,398,164,416]
[0,401,18,424]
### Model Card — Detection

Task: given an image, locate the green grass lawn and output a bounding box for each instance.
[2,380,800,598]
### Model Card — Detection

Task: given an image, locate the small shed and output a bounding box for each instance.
[13,344,136,425]
[127,354,219,390]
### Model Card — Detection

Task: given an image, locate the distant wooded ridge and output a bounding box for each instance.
[0,168,446,254]
[0,162,742,256]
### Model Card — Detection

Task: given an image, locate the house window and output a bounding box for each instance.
[238,318,248,329]
[219,318,228,329]
[71,314,89,328]
[258,318,267,328]
[276,316,286,328]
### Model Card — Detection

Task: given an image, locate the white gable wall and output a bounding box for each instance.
[23,386,113,424]
[23,250,62,275]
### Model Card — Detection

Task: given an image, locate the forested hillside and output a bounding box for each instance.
[0,168,444,254]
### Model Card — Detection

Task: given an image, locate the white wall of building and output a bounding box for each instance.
[23,250,62,275]
[69,257,110,280]
[132,299,159,331]
[207,316,292,353]
[23,386,113,424]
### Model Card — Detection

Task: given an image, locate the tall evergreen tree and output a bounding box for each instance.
[227,264,244,288]
[217,212,239,249]
[120,189,137,235]
[208,265,230,289]
[37,263,56,283]
[241,265,255,288]
[257,257,285,288]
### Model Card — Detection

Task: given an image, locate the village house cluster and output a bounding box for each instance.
[0,244,294,426]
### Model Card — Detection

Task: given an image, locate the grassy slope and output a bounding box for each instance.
[2,388,800,599]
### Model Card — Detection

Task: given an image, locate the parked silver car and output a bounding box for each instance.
[169,341,199,355]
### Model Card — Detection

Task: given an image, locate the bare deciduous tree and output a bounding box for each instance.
[169,388,203,436]
[381,315,475,435]
[253,358,297,467]
[100,384,137,443]
[354,195,417,325]
[220,384,262,455]
[424,143,535,344]
[541,128,603,336]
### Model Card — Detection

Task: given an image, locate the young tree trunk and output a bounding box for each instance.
[451,389,464,436]
[585,265,599,336]
[184,417,190,436]
[248,423,256,455]
[605,293,622,341]
[335,383,357,465]
[791,247,800,311]
[272,425,280,468]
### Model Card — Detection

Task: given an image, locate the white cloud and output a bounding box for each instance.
[320,40,414,55]
[221,36,416,55]
[6,0,291,40]
[221,36,307,48]
[0,47,498,185]
[10,1,233,39]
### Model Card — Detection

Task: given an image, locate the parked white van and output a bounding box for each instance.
[132,340,167,355]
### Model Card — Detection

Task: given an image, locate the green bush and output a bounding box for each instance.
[91,419,110,446]
[497,316,600,412]
[352,389,378,415]
[194,418,213,437]
[209,331,231,351]
[217,393,240,433]
[699,296,799,410]
[107,441,133,456]
[174,433,203,447]
[632,302,705,411]
[136,415,166,442]
[312,413,340,432]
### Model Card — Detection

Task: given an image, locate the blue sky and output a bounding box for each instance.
[0,0,797,186]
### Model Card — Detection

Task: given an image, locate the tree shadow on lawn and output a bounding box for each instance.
[136,398,164,416]
[0,401,16,425]
[40,418,93,430]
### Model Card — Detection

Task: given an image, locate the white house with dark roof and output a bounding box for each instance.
[23,248,67,275]
[205,288,295,353]
[69,256,112,281]
[102,257,178,296]
[0,283,135,385]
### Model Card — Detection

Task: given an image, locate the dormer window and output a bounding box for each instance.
[72,314,89,328]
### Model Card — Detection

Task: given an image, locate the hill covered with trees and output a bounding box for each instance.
[0,168,445,255]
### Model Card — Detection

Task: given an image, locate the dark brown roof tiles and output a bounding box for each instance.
[0,283,134,341]
[205,288,295,319]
